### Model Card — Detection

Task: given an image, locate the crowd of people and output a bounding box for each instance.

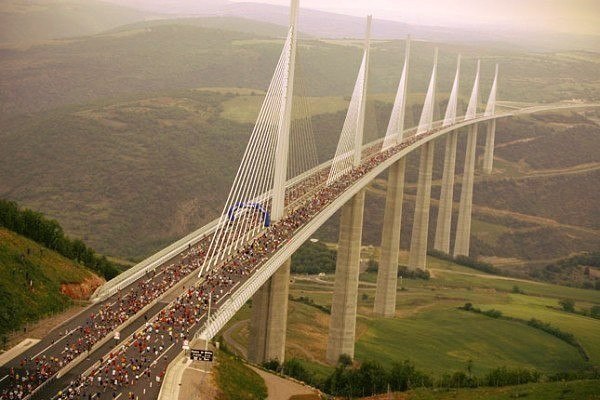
[50,126,430,400]
[0,241,212,400]
[1,126,432,400]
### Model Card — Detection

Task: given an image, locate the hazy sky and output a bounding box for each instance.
[231,0,600,35]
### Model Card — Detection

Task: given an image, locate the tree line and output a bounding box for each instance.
[0,199,119,280]
[260,354,598,398]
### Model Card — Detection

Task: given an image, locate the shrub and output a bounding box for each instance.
[366,258,378,272]
[262,359,280,372]
[483,367,540,387]
[283,358,314,383]
[559,298,575,312]
[482,309,503,318]
[512,285,525,294]
[397,265,430,280]
[388,360,432,391]
[289,295,331,314]
[527,319,576,346]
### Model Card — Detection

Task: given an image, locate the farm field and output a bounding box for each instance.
[404,379,600,400]
[221,253,600,382]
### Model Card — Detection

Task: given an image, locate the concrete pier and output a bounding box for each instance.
[408,141,435,270]
[374,158,406,317]
[482,119,496,174]
[433,132,458,254]
[248,258,291,364]
[454,124,478,257]
[326,190,365,364]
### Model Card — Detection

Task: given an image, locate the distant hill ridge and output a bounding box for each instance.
[0,0,156,46]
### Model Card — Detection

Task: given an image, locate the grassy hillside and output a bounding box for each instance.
[214,350,267,400]
[0,227,103,338]
[0,0,153,47]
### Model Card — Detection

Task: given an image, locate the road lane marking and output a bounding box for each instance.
[32,326,81,359]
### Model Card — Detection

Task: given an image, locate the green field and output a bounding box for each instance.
[406,379,600,400]
[220,253,600,396]
[264,254,600,382]
[355,309,586,375]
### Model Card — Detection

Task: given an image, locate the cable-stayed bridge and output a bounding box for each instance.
[1,1,598,399]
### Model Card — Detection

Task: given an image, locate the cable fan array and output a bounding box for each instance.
[381,40,410,151]
[416,49,438,135]
[201,29,320,275]
[201,29,293,274]
[288,55,319,184]
[326,53,368,185]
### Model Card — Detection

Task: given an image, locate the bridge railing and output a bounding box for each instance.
[90,219,221,302]
[93,103,598,302]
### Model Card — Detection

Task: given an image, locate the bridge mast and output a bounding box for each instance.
[408,48,438,271]
[483,64,499,174]
[353,15,372,166]
[374,36,411,317]
[248,0,298,366]
[434,54,462,254]
[326,15,372,364]
[454,60,481,257]
[271,0,299,221]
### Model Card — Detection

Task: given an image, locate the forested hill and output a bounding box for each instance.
[0,199,120,280]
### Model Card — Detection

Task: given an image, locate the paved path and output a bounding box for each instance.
[248,366,317,400]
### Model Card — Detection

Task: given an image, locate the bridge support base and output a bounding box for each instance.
[327,190,365,364]
[483,119,496,174]
[454,124,478,257]
[434,132,458,254]
[248,258,291,364]
[374,159,406,317]
[408,141,435,270]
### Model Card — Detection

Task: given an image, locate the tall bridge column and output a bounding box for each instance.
[433,132,458,254]
[374,159,406,317]
[408,141,435,270]
[454,124,478,257]
[482,119,496,174]
[248,258,291,364]
[327,190,365,364]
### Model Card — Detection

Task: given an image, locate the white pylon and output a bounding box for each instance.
[271,0,299,222]
[464,59,480,120]
[382,36,410,150]
[327,15,372,184]
[443,55,461,127]
[353,15,372,166]
[485,64,499,117]
[417,48,438,135]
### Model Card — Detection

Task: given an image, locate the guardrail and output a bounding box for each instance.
[91,219,220,302]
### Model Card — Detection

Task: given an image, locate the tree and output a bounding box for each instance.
[366,257,378,272]
[338,353,353,367]
[559,298,575,312]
